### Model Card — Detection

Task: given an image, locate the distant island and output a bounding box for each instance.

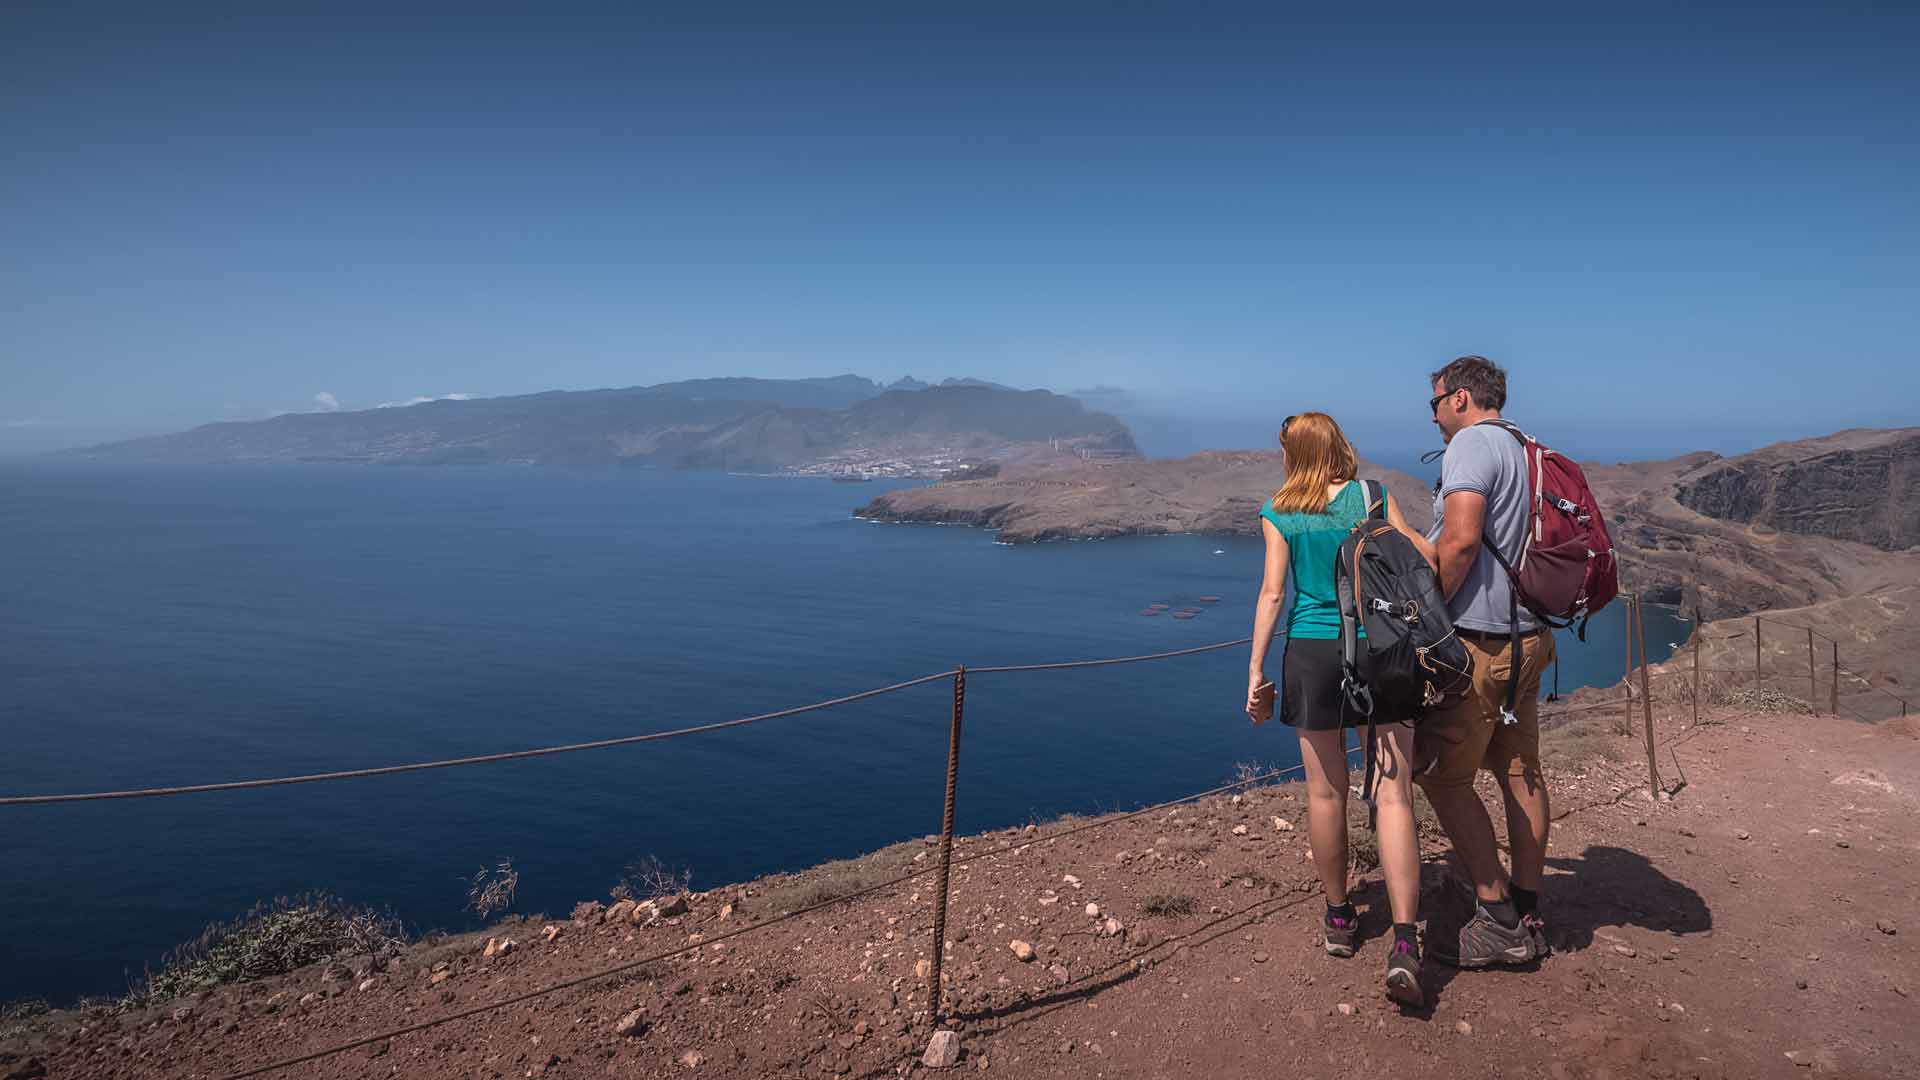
[859,426,1920,620]
[59,375,1137,478]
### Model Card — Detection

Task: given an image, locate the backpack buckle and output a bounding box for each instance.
[1498,706,1519,726]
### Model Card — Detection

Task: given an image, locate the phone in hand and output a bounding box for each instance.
[1248,680,1276,725]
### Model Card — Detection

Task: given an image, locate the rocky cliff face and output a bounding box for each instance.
[1675,428,1920,552]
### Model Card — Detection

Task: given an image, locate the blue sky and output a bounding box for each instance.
[3,3,1915,459]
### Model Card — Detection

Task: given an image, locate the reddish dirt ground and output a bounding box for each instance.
[6,707,1917,1080]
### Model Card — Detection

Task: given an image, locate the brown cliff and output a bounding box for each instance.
[1673,427,1920,552]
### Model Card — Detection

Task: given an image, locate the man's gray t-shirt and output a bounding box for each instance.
[1426,421,1540,634]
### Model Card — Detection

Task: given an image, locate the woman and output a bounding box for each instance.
[1245,411,1431,1008]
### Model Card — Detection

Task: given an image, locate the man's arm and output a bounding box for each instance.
[1436,490,1486,600]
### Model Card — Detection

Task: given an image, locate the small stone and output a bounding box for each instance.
[1231,825,1249,836]
[1271,816,1293,831]
[679,1050,705,1069]
[1253,951,1269,963]
[654,894,691,918]
[1836,840,1851,849]
[717,904,734,920]
[1796,977,1809,990]
[614,1008,648,1037]
[1736,830,1750,840]
[1612,945,1637,958]
[853,1021,870,1037]
[572,900,605,923]
[1336,1003,1355,1016]
[1062,875,1082,889]
[358,978,377,993]
[1103,917,1124,938]
[1876,919,1897,935]
[429,970,452,985]
[542,924,562,943]
[1009,940,1035,962]
[1784,1050,1811,1067]
[1085,903,1100,918]
[298,992,320,1006]
[1668,1002,1685,1014]
[1048,964,1070,985]
[922,1030,962,1069]
[916,960,933,979]
[1455,1020,1473,1036]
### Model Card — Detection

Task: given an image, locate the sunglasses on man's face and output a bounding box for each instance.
[1429,389,1455,414]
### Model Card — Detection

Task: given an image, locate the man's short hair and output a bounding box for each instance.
[1430,355,1508,412]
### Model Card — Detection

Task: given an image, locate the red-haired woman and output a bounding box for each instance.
[1245,411,1432,1008]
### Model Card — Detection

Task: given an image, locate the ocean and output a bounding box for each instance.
[0,463,1684,1003]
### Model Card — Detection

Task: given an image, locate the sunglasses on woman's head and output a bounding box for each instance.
[1278,415,1296,442]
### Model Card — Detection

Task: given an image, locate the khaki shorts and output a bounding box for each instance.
[1416,629,1557,790]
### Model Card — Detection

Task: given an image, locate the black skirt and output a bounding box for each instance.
[1280,636,1364,731]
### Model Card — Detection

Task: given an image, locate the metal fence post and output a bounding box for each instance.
[1635,596,1661,797]
[927,666,965,1024]
[1830,641,1839,717]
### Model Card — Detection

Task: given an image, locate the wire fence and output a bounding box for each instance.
[3,591,1903,1078]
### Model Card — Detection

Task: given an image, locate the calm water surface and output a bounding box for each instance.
[0,464,1683,1002]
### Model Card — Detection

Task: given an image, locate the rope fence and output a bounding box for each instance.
[5,591,1904,1078]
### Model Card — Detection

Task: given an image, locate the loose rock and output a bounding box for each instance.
[542,924,562,943]
[614,1009,648,1037]
[1231,825,1249,836]
[1876,919,1897,935]
[1272,817,1293,832]
[1336,1003,1355,1017]
[679,1049,705,1069]
[1009,940,1035,963]
[922,1030,963,1069]
[1455,1020,1474,1036]
[1085,903,1101,918]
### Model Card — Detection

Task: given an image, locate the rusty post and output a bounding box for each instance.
[1636,596,1661,797]
[1691,605,1702,728]
[1807,627,1817,712]
[1754,616,1762,689]
[927,666,965,1023]
[1831,641,1839,717]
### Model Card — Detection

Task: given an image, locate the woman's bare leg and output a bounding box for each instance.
[1297,728,1353,905]
[1372,723,1422,925]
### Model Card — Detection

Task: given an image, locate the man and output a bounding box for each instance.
[1417,355,1555,967]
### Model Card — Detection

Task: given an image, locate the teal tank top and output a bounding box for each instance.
[1259,480,1370,640]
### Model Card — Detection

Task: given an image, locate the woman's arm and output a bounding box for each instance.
[1383,492,1438,570]
[1247,517,1289,721]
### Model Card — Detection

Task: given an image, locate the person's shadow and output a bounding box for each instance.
[1541,844,1713,949]
[1409,845,1711,1013]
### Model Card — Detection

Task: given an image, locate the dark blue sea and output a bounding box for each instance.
[0,464,1683,1003]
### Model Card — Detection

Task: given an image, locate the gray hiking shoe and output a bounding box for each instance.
[1428,903,1535,969]
[1384,935,1424,1008]
[1323,908,1358,958]
[1523,913,1550,958]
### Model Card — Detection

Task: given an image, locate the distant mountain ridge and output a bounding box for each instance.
[60,376,1137,473]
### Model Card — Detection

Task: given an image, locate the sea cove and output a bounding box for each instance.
[0,464,1680,1003]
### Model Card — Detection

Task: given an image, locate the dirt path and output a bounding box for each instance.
[7,709,1917,1080]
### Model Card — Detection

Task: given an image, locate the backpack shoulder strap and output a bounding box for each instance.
[1361,479,1386,522]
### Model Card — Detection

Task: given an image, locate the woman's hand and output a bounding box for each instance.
[1246,671,1272,725]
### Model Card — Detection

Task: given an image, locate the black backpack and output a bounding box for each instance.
[1335,480,1474,817]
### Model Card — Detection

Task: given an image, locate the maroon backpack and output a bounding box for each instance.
[1477,419,1619,636]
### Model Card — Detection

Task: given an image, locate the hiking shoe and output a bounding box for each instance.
[1428,903,1535,969]
[1384,937,1424,1008]
[1323,911,1358,958]
[1522,913,1550,958]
